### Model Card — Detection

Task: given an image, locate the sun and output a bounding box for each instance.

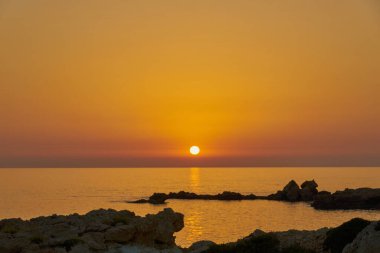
[189,146,200,155]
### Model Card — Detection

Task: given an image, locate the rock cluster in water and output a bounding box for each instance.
[0,208,183,253]
[132,191,257,205]
[267,179,319,202]
[130,180,380,210]
[312,188,380,210]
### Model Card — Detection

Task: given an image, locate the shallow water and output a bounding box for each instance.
[0,167,380,246]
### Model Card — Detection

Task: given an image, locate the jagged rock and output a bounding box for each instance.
[275,228,329,253]
[301,180,318,190]
[0,208,184,253]
[187,240,216,253]
[81,232,106,250]
[113,245,183,253]
[105,224,136,243]
[312,188,380,210]
[300,180,319,201]
[267,180,319,202]
[283,180,301,201]
[343,221,380,253]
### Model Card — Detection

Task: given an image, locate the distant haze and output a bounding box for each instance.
[0,0,379,167]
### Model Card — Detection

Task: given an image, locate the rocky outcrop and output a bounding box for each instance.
[130,191,257,204]
[343,221,380,253]
[312,188,380,210]
[244,228,329,253]
[0,208,184,253]
[187,241,216,253]
[130,180,380,210]
[267,180,319,202]
[300,180,319,201]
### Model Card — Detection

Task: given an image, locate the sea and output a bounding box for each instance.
[1,167,379,247]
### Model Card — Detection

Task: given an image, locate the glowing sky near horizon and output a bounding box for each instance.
[0,0,379,167]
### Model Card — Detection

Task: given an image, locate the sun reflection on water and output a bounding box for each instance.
[190,167,200,193]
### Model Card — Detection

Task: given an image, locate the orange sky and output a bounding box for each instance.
[0,0,379,167]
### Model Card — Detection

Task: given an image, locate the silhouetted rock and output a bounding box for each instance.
[312,188,380,210]
[267,190,286,201]
[149,193,170,204]
[267,180,319,202]
[130,191,257,204]
[130,180,380,210]
[300,180,319,201]
[0,208,184,253]
[283,180,301,201]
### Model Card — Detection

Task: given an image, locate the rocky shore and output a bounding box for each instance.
[1,208,379,253]
[130,180,380,210]
[0,208,184,253]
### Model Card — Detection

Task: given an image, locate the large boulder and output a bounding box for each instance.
[343,221,380,253]
[312,188,380,210]
[283,180,301,202]
[267,180,319,202]
[300,180,319,201]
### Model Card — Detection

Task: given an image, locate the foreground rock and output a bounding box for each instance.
[343,221,380,253]
[200,218,378,253]
[312,188,380,210]
[0,208,184,253]
[0,208,379,253]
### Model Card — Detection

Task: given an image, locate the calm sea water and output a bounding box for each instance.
[0,167,380,246]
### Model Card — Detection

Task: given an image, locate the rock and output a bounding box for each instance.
[267,190,285,201]
[312,188,380,210]
[131,208,184,249]
[342,221,380,253]
[215,191,244,200]
[300,180,319,201]
[301,180,318,190]
[283,180,301,201]
[267,180,319,202]
[113,245,183,253]
[81,232,106,250]
[105,224,136,243]
[130,191,256,204]
[149,193,169,204]
[0,208,184,253]
[70,244,91,253]
[187,240,216,253]
[249,229,266,237]
[275,228,329,253]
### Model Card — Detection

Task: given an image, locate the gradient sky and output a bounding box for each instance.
[0,0,380,167]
